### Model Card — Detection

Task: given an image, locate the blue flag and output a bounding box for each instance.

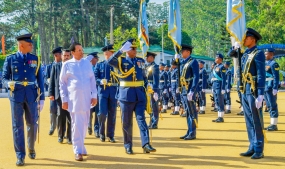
[138,0,149,57]
[70,36,75,44]
[168,0,181,53]
[226,0,246,51]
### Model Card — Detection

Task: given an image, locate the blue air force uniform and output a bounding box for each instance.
[264,48,279,131]
[224,61,232,114]
[170,59,181,115]
[165,64,172,108]
[107,39,155,153]
[2,34,45,163]
[197,60,208,114]
[159,63,169,113]
[145,52,160,128]
[95,45,118,141]
[211,54,227,123]
[179,44,199,140]
[240,28,265,159]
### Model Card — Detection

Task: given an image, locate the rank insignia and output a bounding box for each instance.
[275,67,279,70]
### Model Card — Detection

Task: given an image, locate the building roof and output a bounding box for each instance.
[83,45,215,61]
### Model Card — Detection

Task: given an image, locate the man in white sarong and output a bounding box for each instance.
[59,42,97,161]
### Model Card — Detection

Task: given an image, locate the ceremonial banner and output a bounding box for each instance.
[168,0,181,53]
[138,0,149,57]
[1,35,5,55]
[37,35,41,57]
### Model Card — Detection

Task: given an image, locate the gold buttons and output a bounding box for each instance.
[25,78,27,80]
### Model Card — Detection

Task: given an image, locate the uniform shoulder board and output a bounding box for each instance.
[274,63,280,70]
[120,55,126,58]
[221,67,227,73]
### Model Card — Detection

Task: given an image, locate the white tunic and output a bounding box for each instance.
[59,58,97,113]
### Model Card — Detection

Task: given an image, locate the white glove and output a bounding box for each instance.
[255,95,264,109]
[234,42,241,49]
[176,88,180,93]
[273,89,278,96]
[153,93,158,101]
[174,54,180,59]
[120,41,132,53]
[212,89,214,93]
[226,89,230,93]
[202,89,205,92]
[39,100,44,112]
[100,79,107,85]
[221,90,225,94]
[169,88,171,92]
[47,78,50,84]
[163,89,167,94]
[187,91,194,101]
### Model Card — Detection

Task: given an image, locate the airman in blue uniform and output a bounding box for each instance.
[159,63,169,113]
[178,44,199,140]
[211,54,227,123]
[94,45,118,142]
[170,59,181,115]
[197,60,208,114]
[2,33,45,166]
[165,64,172,109]
[145,52,160,129]
[224,61,232,114]
[87,52,100,138]
[239,28,266,159]
[209,63,218,112]
[107,39,156,154]
[264,48,279,131]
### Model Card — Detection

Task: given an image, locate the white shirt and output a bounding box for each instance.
[59,57,97,113]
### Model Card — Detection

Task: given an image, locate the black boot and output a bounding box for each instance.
[143,144,156,153]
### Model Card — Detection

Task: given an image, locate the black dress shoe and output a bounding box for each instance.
[170,111,179,115]
[28,150,36,159]
[167,107,172,110]
[143,144,156,153]
[108,137,116,143]
[184,135,196,140]
[88,127,92,135]
[264,108,269,112]
[251,152,264,159]
[225,110,231,114]
[180,113,186,117]
[75,154,83,161]
[161,109,167,113]
[240,150,254,157]
[95,132,100,138]
[149,125,158,129]
[199,110,205,114]
[211,108,218,112]
[67,139,72,144]
[212,117,224,123]
[48,130,54,135]
[125,148,133,154]
[16,158,25,166]
[237,111,244,116]
[58,137,63,143]
[266,125,278,131]
[100,135,105,142]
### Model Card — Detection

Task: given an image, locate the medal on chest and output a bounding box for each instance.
[28,60,37,68]
[215,67,220,72]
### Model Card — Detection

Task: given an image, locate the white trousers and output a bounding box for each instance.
[70,111,89,154]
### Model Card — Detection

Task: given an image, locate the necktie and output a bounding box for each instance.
[23,54,27,62]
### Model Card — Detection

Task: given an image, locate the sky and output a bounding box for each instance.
[151,0,168,4]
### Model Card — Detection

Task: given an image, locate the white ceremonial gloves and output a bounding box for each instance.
[226,89,230,93]
[174,54,180,59]
[221,90,225,94]
[163,89,167,94]
[273,89,278,96]
[153,93,158,101]
[255,95,264,109]
[202,89,205,92]
[39,100,44,112]
[234,42,241,49]
[120,41,132,53]
[187,91,194,101]
[176,88,180,94]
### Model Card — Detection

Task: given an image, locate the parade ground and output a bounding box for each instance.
[0,92,284,169]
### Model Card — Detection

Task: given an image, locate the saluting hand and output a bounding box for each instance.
[91,98,97,107]
[62,102,68,110]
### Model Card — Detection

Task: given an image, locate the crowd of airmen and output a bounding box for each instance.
[2,27,281,166]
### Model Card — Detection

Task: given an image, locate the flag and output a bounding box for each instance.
[37,35,41,57]
[1,35,5,55]
[226,0,246,51]
[138,0,149,57]
[168,0,181,53]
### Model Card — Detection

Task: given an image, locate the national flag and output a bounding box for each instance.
[138,0,149,57]
[1,35,5,55]
[168,0,181,53]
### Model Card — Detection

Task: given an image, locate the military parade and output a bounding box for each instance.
[1,0,285,168]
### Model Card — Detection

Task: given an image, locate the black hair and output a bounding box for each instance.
[69,42,81,52]
[62,49,71,52]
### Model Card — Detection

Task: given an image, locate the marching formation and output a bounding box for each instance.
[1,27,281,166]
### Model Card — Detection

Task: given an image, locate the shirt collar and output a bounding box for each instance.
[245,45,257,54]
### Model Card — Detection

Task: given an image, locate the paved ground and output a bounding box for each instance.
[0,92,284,169]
